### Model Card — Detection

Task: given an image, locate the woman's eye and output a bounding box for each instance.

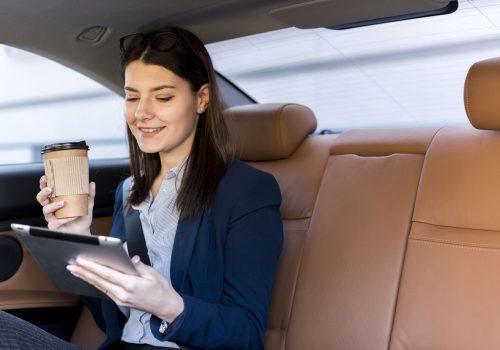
[157,96,173,102]
[125,96,139,102]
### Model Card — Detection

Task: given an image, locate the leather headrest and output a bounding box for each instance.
[464,57,500,130]
[224,103,317,161]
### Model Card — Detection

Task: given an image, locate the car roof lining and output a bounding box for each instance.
[0,0,457,94]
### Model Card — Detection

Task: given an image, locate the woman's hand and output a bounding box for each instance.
[36,175,96,235]
[67,256,185,323]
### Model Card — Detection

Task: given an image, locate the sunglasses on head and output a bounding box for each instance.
[119,31,198,56]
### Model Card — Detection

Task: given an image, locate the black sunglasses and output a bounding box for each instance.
[119,31,197,56]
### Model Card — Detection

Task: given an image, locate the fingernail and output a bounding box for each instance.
[131,255,140,264]
[76,257,85,265]
[44,187,52,192]
[66,265,79,276]
[57,201,64,207]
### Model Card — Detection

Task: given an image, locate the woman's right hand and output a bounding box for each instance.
[36,175,96,235]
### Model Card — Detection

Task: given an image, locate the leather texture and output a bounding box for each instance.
[413,125,500,231]
[286,153,425,350]
[331,126,440,156]
[464,57,500,130]
[224,103,317,161]
[250,135,335,220]
[230,104,334,350]
[251,135,335,350]
[391,124,500,349]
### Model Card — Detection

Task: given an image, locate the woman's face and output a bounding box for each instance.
[124,60,208,159]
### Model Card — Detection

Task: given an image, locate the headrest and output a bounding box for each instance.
[224,103,317,161]
[464,57,500,130]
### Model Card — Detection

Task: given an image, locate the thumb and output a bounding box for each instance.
[131,255,151,276]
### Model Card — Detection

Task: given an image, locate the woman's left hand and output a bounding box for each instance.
[67,256,184,323]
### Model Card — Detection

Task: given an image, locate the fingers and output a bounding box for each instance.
[87,182,96,212]
[42,200,64,216]
[36,186,52,206]
[41,199,77,229]
[68,258,135,304]
[74,258,133,288]
[131,255,155,277]
[67,263,119,298]
[89,182,96,200]
[38,178,96,222]
[39,175,48,190]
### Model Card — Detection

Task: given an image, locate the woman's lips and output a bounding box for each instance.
[138,126,165,138]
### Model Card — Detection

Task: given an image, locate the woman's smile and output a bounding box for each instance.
[138,126,166,139]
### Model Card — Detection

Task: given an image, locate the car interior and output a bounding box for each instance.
[3,0,500,349]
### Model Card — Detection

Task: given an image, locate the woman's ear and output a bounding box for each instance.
[196,84,210,114]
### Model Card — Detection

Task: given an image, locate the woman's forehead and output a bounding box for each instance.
[124,61,187,89]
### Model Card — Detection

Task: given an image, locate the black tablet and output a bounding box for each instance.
[11,223,137,299]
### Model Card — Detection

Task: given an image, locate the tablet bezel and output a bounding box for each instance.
[11,223,138,298]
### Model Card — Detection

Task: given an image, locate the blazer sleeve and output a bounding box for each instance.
[150,172,283,349]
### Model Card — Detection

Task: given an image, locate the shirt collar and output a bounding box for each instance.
[131,157,188,210]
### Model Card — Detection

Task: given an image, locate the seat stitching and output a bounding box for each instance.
[411,236,500,251]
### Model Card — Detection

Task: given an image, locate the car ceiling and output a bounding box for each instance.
[0,0,454,94]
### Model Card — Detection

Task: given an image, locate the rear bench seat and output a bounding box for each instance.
[73,57,500,349]
[285,127,440,349]
[390,57,500,349]
[280,57,500,349]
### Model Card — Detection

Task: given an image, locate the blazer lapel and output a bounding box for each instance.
[170,207,205,290]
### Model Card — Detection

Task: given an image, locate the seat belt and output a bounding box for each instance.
[122,177,151,266]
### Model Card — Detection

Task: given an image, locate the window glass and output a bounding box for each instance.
[0,45,127,165]
[207,0,500,132]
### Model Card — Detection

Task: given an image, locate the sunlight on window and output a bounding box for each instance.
[0,46,128,165]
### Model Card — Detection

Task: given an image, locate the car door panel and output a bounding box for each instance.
[0,159,129,339]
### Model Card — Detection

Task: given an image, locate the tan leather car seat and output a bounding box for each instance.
[285,127,440,349]
[390,57,500,349]
[224,103,336,350]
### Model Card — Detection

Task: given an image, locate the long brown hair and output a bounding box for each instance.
[120,26,233,219]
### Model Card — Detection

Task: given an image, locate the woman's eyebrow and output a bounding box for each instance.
[151,85,176,91]
[124,85,176,92]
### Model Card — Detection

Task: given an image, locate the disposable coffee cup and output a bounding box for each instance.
[41,141,90,219]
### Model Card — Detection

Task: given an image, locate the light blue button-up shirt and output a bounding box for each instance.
[121,161,186,348]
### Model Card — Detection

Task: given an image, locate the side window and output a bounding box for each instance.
[0,45,127,165]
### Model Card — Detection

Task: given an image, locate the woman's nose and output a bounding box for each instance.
[135,99,154,120]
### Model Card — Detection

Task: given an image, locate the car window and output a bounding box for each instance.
[207,0,500,132]
[0,45,127,165]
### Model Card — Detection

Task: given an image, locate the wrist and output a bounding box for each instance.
[158,292,185,323]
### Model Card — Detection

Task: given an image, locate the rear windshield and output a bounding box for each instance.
[207,0,500,132]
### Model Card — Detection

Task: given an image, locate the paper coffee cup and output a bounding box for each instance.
[41,141,90,219]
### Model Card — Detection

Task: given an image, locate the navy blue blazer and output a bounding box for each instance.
[85,160,283,350]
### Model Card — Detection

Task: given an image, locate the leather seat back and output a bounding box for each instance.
[390,57,500,349]
[225,103,335,350]
[285,127,439,349]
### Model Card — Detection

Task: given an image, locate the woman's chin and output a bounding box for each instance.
[138,144,161,154]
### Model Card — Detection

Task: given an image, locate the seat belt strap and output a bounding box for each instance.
[122,177,151,266]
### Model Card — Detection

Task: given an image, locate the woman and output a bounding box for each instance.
[0,26,283,350]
